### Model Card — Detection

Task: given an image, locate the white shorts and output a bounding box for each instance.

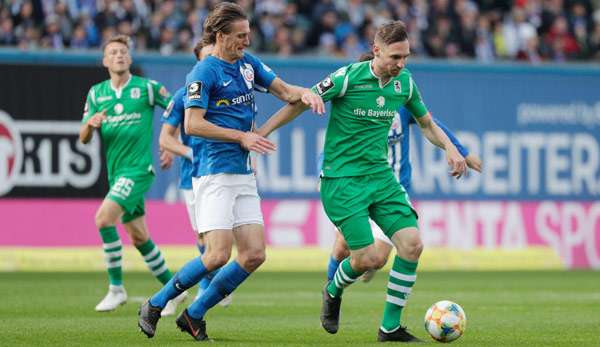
[192,173,263,233]
[370,219,393,246]
[182,188,197,231]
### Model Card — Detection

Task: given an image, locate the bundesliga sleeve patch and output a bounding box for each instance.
[315,77,334,95]
[187,81,202,100]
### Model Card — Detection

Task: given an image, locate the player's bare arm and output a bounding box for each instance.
[256,102,308,137]
[159,124,193,159]
[465,154,482,172]
[185,107,276,154]
[79,110,106,144]
[415,112,467,178]
[268,78,325,114]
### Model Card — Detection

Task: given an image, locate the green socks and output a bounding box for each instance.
[381,256,418,332]
[136,239,172,284]
[99,226,123,286]
[327,257,363,298]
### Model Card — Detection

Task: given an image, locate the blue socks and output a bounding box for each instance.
[150,257,208,308]
[187,261,249,319]
[196,242,220,291]
[327,256,341,281]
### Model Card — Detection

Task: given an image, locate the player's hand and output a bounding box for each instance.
[465,154,482,173]
[87,110,107,128]
[159,150,173,170]
[241,132,276,154]
[446,147,467,179]
[300,90,325,115]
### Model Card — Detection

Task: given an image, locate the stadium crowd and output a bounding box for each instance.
[1,0,600,62]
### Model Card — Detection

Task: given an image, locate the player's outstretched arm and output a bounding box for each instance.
[185,107,276,154]
[256,102,308,138]
[159,124,193,160]
[415,112,467,178]
[465,154,482,172]
[268,78,325,115]
[431,116,482,173]
[79,110,106,144]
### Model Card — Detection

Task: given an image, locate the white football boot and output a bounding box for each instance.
[161,291,188,317]
[95,285,127,312]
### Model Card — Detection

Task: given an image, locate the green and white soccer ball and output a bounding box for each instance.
[424,300,467,343]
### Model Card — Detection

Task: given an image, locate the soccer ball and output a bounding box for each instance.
[424,300,467,343]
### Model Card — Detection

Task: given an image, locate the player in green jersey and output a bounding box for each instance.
[79,35,184,314]
[258,21,467,342]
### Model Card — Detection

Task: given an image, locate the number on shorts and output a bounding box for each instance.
[111,177,135,197]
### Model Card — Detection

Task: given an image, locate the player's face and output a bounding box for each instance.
[220,19,250,60]
[374,39,410,77]
[103,42,132,74]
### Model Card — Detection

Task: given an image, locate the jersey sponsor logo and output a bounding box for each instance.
[353,108,397,118]
[216,98,231,106]
[130,88,141,99]
[0,110,102,196]
[355,84,373,90]
[376,96,385,108]
[394,81,401,93]
[188,81,202,100]
[114,103,124,115]
[97,95,113,103]
[315,77,334,95]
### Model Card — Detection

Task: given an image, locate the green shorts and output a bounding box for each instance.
[320,169,418,250]
[107,170,155,224]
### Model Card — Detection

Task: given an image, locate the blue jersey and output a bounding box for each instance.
[389,109,469,191]
[318,109,469,192]
[162,87,195,190]
[184,53,276,177]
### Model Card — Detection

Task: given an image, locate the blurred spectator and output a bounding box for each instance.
[0,0,598,62]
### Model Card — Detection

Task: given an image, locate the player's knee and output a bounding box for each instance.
[350,254,377,272]
[374,253,388,269]
[239,248,266,272]
[94,212,113,229]
[128,232,148,246]
[405,239,424,260]
[202,247,232,269]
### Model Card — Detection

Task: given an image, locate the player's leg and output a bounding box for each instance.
[182,188,214,299]
[327,229,349,281]
[94,198,127,311]
[123,216,173,284]
[360,220,394,282]
[319,175,387,334]
[369,171,422,342]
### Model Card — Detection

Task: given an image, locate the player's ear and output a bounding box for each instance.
[373,44,380,58]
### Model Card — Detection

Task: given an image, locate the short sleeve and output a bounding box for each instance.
[404,76,428,118]
[310,65,348,103]
[184,63,214,109]
[162,88,185,127]
[150,80,171,109]
[82,88,97,124]
[247,54,276,90]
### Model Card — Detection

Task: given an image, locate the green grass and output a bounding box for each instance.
[0,271,598,346]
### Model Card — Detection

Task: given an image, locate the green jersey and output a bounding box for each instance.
[82,75,171,178]
[312,61,428,178]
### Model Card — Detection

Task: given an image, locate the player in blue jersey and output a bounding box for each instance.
[138,2,324,341]
[323,52,483,284]
[158,41,234,314]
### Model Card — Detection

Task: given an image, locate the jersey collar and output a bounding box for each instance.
[110,74,132,99]
[369,61,392,88]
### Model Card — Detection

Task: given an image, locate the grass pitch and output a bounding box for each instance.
[0,271,598,346]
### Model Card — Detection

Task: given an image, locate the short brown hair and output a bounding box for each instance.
[102,34,130,52]
[193,40,204,60]
[374,21,408,45]
[202,2,247,45]
[358,51,374,62]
